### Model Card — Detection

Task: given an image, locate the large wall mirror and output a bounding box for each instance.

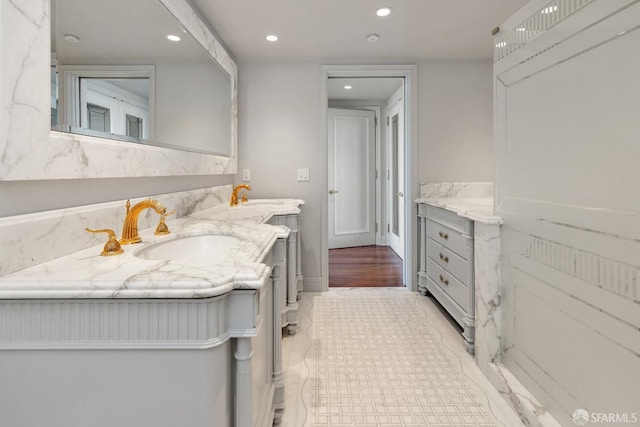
[0,0,237,180]
[51,0,231,156]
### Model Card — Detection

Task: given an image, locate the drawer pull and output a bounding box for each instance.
[439,275,449,285]
[439,253,449,263]
[438,231,448,240]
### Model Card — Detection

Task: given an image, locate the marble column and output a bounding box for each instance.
[473,222,503,376]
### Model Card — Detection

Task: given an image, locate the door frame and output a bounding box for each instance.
[320,64,418,292]
[386,86,405,259]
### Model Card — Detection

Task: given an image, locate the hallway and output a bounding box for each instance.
[329,246,403,287]
[280,288,524,426]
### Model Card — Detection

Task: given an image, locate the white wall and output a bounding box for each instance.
[237,61,325,283]
[237,59,495,287]
[418,60,493,183]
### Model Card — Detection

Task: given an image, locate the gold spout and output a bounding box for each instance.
[120,199,167,245]
[230,184,251,206]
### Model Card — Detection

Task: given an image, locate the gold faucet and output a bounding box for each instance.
[120,199,167,245]
[230,184,251,206]
[86,228,124,256]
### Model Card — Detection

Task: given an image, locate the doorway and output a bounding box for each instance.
[324,71,410,288]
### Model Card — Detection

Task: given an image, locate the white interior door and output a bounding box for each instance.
[328,108,376,249]
[387,95,404,259]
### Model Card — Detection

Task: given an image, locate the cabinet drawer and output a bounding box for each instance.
[426,205,473,235]
[427,238,471,285]
[427,220,472,260]
[426,258,469,311]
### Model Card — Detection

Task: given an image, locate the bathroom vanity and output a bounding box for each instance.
[415,183,502,356]
[0,190,304,427]
[418,204,476,351]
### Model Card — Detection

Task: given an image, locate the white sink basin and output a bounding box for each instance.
[135,234,244,261]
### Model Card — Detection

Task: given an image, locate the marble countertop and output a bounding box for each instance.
[414,197,502,225]
[0,199,303,299]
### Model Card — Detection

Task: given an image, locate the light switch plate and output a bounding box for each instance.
[242,169,251,181]
[297,168,310,182]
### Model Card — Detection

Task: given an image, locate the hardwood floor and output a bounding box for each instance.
[329,245,404,287]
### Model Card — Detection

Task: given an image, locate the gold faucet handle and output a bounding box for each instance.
[86,228,124,256]
[241,191,248,203]
[154,210,175,235]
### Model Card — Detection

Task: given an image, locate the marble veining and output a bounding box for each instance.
[487,363,562,427]
[474,223,504,378]
[0,218,275,299]
[416,181,499,224]
[0,196,305,299]
[415,197,502,225]
[1,0,237,180]
[420,182,494,199]
[0,185,232,276]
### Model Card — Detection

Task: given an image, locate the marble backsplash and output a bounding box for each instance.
[420,182,493,199]
[0,185,232,277]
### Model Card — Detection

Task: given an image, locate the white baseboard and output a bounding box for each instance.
[303,277,323,292]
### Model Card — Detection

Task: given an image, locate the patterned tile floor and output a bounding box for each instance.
[280,288,524,427]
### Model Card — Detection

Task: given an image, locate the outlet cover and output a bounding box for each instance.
[242,169,251,181]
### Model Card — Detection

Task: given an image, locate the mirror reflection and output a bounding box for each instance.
[51,0,232,156]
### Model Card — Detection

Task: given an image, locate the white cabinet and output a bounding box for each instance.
[0,259,283,427]
[418,204,475,353]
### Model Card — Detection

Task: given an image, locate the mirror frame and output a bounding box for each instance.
[0,0,237,180]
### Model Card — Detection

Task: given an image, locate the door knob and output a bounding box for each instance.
[329,189,339,195]
[396,192,404,197]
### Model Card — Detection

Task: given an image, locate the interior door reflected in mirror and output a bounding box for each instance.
[82,78,149,139]
[51,0,232,156]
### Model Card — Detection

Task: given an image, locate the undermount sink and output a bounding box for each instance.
[135,234,244,261]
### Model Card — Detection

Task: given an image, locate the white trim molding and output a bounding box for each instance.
[0,289,269,350]
[320,64,419,292]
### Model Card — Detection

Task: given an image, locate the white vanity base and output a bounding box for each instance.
[0,289,279,427]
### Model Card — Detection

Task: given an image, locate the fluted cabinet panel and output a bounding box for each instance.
[0,297,228,349]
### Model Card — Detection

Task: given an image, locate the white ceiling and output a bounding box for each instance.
[53,0,207,63]
[327,78,403,102]
[191,0,530,61]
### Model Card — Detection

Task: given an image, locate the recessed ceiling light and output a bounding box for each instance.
[63,33,80,43]
[266,34,278,42]
[344,85,352,90]
[367,34,380,43]
[167,34,181,42]
[376,7,392,17]
[541,5,558,14]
